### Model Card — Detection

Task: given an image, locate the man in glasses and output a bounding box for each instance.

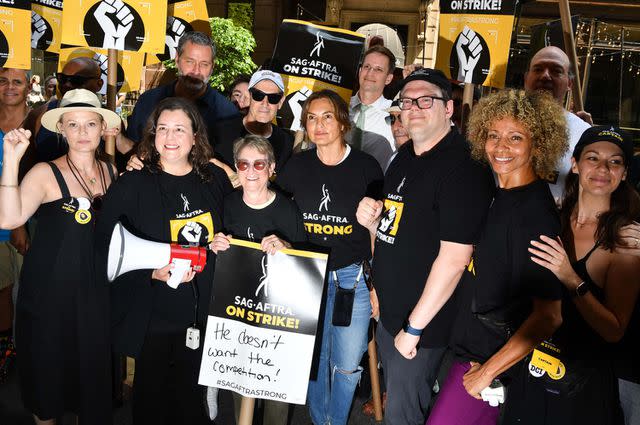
[347,45,396,169]
[122,31,238,152]
[21,57,104,164]
[356,68,493,425]
[212,70,292,175]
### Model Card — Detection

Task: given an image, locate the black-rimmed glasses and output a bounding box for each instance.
[396,95,446,110]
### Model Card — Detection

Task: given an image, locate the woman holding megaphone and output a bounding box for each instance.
[95,97,233,424]
[0,89,120,424]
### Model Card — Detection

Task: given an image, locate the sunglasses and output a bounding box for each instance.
[236,159,270,172]
[249,88,283,105]
[55,73,98,86]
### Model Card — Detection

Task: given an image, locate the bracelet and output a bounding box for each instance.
[0,184,18,188]
[403,320,424,336]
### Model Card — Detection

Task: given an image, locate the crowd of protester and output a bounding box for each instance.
[1,30,639,425]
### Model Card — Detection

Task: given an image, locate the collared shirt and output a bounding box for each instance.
[347,93,395,169]
[125,81,239,144]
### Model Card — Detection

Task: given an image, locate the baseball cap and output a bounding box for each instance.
[572,125,634,166]
[399,68,452,99]
[248,70,285,92]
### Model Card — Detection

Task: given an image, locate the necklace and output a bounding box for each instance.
[66,155,106,201]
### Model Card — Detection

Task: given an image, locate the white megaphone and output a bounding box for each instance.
[107,222,208,288]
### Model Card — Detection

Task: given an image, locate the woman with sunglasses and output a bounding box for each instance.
[95,97,233,424]
[210,134,305,425]
[0,89,120,425]
[276,90,383,425]
[506,126,640,425]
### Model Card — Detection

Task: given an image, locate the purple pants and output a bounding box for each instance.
[426,360,500,425]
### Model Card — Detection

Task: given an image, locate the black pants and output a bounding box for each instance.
[132,327,209,425]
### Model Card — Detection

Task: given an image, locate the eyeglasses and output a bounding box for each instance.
[396,95,446,110]
[236,159,269,172]
[55,73,98,87]
[249,88,283,105]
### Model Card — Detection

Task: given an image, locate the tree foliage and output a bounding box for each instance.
[228,2,254,32]
[209,17,257,92]
[163,17,257,93]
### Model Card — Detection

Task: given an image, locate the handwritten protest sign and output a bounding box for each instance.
[270,20,365,131]
[198,240,327,405]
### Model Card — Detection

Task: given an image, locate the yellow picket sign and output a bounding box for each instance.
[0,0,30,69]
[31,0,63,53]
[61,0,166,53]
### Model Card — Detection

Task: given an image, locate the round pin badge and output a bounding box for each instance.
[75,209,92,224]
[528,360,546,378]
[547,361,566,380]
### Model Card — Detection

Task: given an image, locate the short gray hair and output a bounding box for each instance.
[177,31,217,60]
[232,135,275,165]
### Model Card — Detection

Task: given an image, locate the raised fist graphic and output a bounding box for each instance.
[94,0,134,50]
[31,11,47,49]
[379,205,397,233]
[93,53,109,94]
[166,17,186,59]
[456,26,483,84]
[181,221,203,244]
[288,86,313,131]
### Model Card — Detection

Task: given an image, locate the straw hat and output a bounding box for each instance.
[41,89,121,133]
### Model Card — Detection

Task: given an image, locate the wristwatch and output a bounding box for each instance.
[574,281,591,297]
[403,320,424,336]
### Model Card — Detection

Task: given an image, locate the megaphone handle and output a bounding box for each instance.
[167,258,192,288]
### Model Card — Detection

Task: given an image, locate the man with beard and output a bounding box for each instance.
[524,46,591,202]
[121,31,238,150]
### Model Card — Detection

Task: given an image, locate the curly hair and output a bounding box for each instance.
[466,89,568,180]
[137,97,213,182]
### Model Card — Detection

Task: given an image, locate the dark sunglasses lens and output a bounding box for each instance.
[253,160,267,171]
[250,90,266,102]
[91,195,103,212]
[266,93,283,104]
[389,115,398,125]
[236,160,250,171]
[58,73,91,86]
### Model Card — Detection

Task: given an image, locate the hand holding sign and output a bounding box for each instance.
[31,11,47,49]
[456,26,483,84]
[94,0,134,50]
[166,16,186,59]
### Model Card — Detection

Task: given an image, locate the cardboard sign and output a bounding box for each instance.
[60,0,166,53]
[58,46,145,94]
[31,0,63,52]
[435,0,517,88]
[270,19,366,131]
[0,0,31,69]
[198,239,328,405]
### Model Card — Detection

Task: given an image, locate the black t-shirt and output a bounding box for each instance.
[276,147,383,270]
[373,130,494,348]
[96,164,233,356]
[451,179,563,363]
[213,115,294,175]
[223,189,306,244]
